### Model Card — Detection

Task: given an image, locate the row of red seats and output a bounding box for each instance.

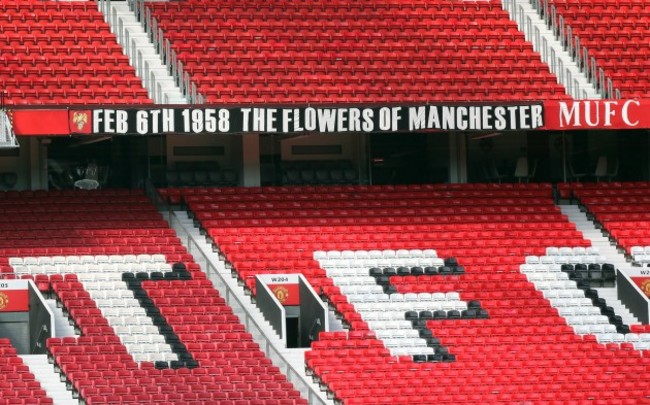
[0,339,52,404]
[164,182,554,195]
[0,0,151,105]
[148,0,564,103]
[208,222,576,237]
[549,0,649,97]
[152,0,505,13]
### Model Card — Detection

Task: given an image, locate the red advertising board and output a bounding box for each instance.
[267,283,301,306]
[543,99,650,130]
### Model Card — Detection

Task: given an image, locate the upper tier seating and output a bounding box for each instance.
[0,0,152,105]
[174,184,650,403]
[562,182,650,258]
[1,190,305,405]
[0,339,53,405]
[548,0,650,97]
[148,0,569,103]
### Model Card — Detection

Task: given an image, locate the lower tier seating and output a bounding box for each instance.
[0,189,305,405]
[0,339,53,405]
[173,184,650,403]
[563,182,650,258]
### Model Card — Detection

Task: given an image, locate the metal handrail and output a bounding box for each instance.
[532,0,621,98]
[126,0,205,103]
[167,210,328,405]
[504,0,623,99]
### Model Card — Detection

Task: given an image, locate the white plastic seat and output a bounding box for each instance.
[8,257,22,266]
[573,325,590,334]
[635,341,650,350]
[559,247,574,256]
[520,264,536,274]
[78,255,95,264]
[432,292,445,301]
[42,265,59,275]
[625,333,640,342]
[422,249,437,258]
[418,292,432,301]
[151,254,166,263]
[408,249,423,258]
[404,293,419,302]
[354,250,369,259]
[382,250,396,259]
[553,256,570,265]
[23,257,39,266]
[136,254,153,263]
[596,333,617,343]
[113,325,131,335]
[109,256,125,264]
[94,255,109,264]
[395,249,410,259]
[65,256,81,265]
[445,292,460,301]
[588,324,605,334]
[546,247,560,256]
[540,256,555,265]
[572,247,587,256]
[313,251,327,260]
[11,265,28,274]
[390,293,405,302]
[37,257,52,265]
[585,247,600,256]
[122,254,138,263]
[525,256,540,264]
[367,250,382,259]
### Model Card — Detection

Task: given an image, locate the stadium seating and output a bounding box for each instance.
[174,183,584,293]
[0,0,152,105]
[548,0,650,97]
[147,0,570,103]
[174,183,650,403]
[563,182,650,257]
[0,339,53,405]
[0,190,305,405]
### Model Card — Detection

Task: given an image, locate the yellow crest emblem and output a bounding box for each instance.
[641,280,650,296]
[273,286,289,304]
[0,292,8,310]
[72,112,88,130]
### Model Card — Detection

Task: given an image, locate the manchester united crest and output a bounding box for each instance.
[273,286,290,304]
[641,280,650,297]
[72,112,88,131]
[0,292,8,310]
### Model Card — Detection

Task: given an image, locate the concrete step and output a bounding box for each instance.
[505,0,600,98]
[595,288,641,326]
[107,3,188,104]
[46,300,78,338]
[20,355,77,405]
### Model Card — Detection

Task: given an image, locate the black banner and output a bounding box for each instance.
[85,104,544,135]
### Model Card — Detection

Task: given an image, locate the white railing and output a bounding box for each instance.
[99,0,204,104]
[0,109,19,148]
[166,209,328,405]
[513,0,621,99]
[503,0,592,99]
